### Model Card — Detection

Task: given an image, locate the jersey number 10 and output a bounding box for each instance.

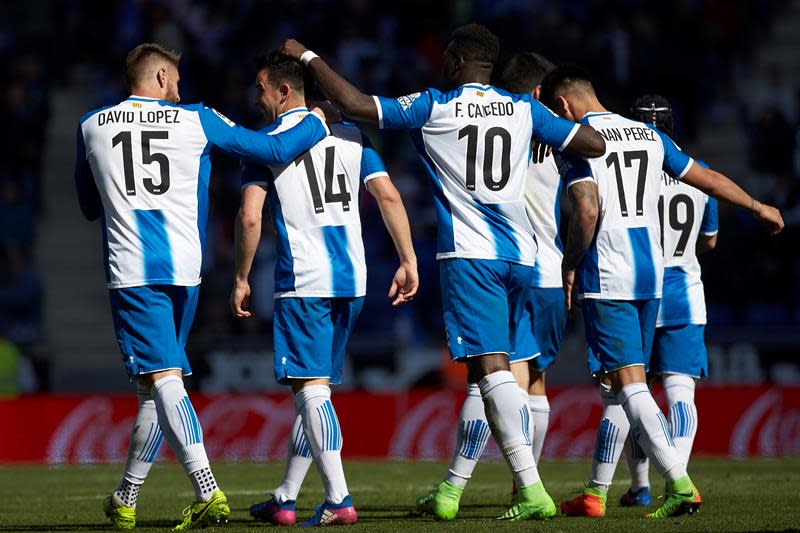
[111,131,171,196]
[457,125,511,192]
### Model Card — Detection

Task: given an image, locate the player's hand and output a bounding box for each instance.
[310,107,326,122]
[281,39,308,61]
[562,267,576,311]
[753,201,784,235]
[309,100,342,123]
[230,279,252,318]
[388,261,419,306]
[532,140,552,164]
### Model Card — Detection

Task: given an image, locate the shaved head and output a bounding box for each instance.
[125,43,181,92]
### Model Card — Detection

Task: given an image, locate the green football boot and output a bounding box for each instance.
[646,476,701,519]
[173,489,230,530]
[415,481,463,521]
[103,494,136,530]
[498,481,557,521]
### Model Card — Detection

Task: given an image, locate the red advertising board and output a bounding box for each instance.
[1,386,798,463]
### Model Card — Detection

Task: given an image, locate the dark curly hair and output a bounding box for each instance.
[449,23,500,64]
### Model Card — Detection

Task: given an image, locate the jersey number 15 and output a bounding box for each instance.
[112,130,171,196]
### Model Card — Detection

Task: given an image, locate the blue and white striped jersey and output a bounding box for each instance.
[241,108,387,298]
[525,153,564,288]
[658,170,718,326]
[565,112,694,300]
[374,84,579,266]
[75,96,328,289]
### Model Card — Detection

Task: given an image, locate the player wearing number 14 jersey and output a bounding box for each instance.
[75,43,330,530]
[230,51,417,527]
[542,66,783,520]
[280,24,606,521]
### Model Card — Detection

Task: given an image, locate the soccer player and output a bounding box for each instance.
[281,24,606,521]
[75,43,330,530]
[410,51,568,512]
[229,51,417,527]
[541,66,783,519]
[616,95,718,506]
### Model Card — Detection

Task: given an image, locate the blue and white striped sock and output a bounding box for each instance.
[625,432,650,490]
[153,375,217,501]
[296,385,349,505]
[445,384,491,489]
[663,374,698,466]
[590,382,629,490]
[114,384,163,507]
[274,413,313,503]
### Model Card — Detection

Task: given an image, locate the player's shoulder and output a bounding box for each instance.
[78,101,121,125]
[330,120,361,141]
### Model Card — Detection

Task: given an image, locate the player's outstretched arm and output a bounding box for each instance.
[681,162,784,235]
[201,106,329,166]
[562,179,599,310]
[282,39,379,124]
[564,125,606,158]
[74,126,102,221]
[530,100,605,159]
[231,185,267,318]
[366,176,419,306]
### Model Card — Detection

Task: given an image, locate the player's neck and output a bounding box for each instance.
[455,63,492,87]
[575,98,609,122]
[130,85,165,100]
[278,97,308,116]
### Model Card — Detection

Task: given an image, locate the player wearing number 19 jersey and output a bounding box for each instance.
[280,24,605,522]
[75,43,329,530]
[619,95,719,508]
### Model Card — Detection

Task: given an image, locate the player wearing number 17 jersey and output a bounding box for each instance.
[75,43,329,530]
[280,24,606,522]
[542,66,783,520]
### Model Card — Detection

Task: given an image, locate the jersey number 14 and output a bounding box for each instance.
[295,147,351,214]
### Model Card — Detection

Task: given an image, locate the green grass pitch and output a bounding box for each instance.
[1,458,798,531]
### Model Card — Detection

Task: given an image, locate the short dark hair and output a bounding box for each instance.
[449,23,500,64]
[630,94,673,135]
[255,50,308,93]
[126,43,181,90]
[539,65,595,109]
[498,52,555,94]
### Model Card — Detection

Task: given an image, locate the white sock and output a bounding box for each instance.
[445,384,491,489]
[619,382,686,482]
[478,371,540,487]
[663,374,698,466]
[624,434,650,491]
[114,384,163,507]
[528,394,550,464]
[589,383,629,491]
[296,385,349,505]
[274,413,313,503]
[153,375,218,501]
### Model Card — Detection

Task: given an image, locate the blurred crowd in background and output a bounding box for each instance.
[1,0,799,391]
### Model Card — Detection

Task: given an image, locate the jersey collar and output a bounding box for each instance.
[278,106,309,119]
[580,111,614,124]
[127,95,161,102]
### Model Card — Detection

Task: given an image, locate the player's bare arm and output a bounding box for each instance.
[697,233,718,255]
[681,162,784,235]
[563,125,606,159]
[282,39,378,123]
[231,185,267,318]
[562,179,599,310]
[366,176,419,306]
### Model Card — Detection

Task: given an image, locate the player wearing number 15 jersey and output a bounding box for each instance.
[280,24,605,522]
[75,43,329,530]
[543,66,782,520]
[230,51,417,527]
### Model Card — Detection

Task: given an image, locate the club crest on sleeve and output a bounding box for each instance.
[396,92,421,111]
[212,109,236,127]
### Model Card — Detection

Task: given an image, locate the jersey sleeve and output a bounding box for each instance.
[240,161,274,190]
[654,128,694,178]
[563,156,594,188]
[199,106,329,165]
[74,124,102,221]
[373,90,433,130]
[360,132,388,182]
[700,197,719,235]
[530,99,580,151]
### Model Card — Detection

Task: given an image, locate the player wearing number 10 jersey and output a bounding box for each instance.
[75,43,329,530]
[280,24,606,522]
[543,66,783,520]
